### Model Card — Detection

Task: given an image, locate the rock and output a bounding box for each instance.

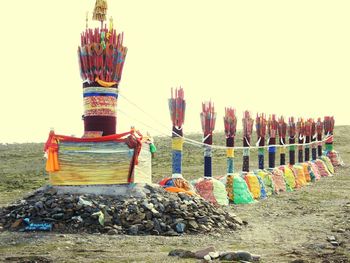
[0,226,3,231]
[52,213,64,220]
[336,229,345,233]
[330,241,339,246]
[128,225,138,235]
[168,249,196,258]
[251,254,261,262]
[203,254,211,261]
[194,247,216,259]
[188,220,199,229]
[11,219,23,229]
[208,251,219,259]
[175,223,186,233]
[327,236,336,242]
[107,229,118,235]
[235,251,253,261]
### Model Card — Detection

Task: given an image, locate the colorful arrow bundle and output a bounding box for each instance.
[311,119,317,160]
[256,113,267,169]
[169,87,186,177]
[201,101,216,177]
[316,118,323,157]
[297,118,305,163]
[288,117,296,165]
[242,111,254,172]
[224,107,237,174]
[304,119,312,161]
[278,116,287,165]
[268,114,278,168]
[78,24,127,84]
[169,87,186,131]
[201,101,216,137]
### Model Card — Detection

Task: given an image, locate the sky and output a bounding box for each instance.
[0,0,349,143]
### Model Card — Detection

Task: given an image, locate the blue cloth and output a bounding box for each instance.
[172,150,182,174]
[83,93,118,98]
[268,146,276,153]
[204,156,212,177]
[227,157,234,174]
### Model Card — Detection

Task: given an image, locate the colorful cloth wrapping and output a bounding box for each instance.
[224,174,254,204]
[194,178,228,206]
[83,87,118,117]
[308,161,321,180]
[293,165,307,186]
[159,177,196,195]
[315,159,331,177]
[268,146,276,168]
[302,163,312,182]
[134,142,152,184]
[49,141,134,185]
[256,174,267,199]
[226,148,234,174]
[321,156,335,174]
[242,172,261,199]
[278,166,296,191]
[255,170,276,196]
[327,150,343,167]
[204,144,212,177]
[270,168,287,193]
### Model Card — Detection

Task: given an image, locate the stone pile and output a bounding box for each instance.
[0,185,243,236]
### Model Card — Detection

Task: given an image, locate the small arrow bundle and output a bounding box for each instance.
[256,113,267,169]
[324,116,335,152]
[288,117,296,165]
[316,118,323,157]
[201,101,216,177]
[78,25,127,84]
[224,107,237,174]
[169,87,186,177]
[268,114,278,168]
[304,119,312,162]
[242,111,254,172]
[311,119,317,160]
[278,116,287,165]
[297,118,305,163]
[169,87,186,135]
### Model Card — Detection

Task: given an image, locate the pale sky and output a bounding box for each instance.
[0,0,349,143]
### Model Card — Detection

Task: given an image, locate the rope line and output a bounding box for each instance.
[117,93,332,151]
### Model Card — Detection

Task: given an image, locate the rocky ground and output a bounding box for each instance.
[0,126,349,262]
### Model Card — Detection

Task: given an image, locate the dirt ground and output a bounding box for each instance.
[0,127,349,262]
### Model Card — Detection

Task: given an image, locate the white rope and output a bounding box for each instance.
[117,93,333,151]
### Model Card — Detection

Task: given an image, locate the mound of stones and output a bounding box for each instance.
[0,185,243,236]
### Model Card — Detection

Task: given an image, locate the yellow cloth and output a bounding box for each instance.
[226,148,234,158]
[172,137,184,151]
[293,165,307,187]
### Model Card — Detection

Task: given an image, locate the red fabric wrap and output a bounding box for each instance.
[84,116,116,136]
